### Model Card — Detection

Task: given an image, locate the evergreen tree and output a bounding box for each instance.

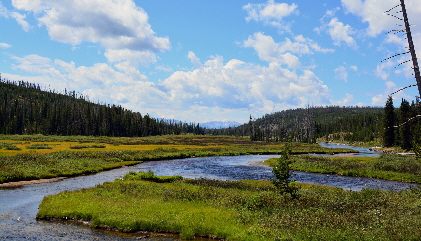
[383,96,395,147]
[399,99,412,150]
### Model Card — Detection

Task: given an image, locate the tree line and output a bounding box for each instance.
[0,77,204,136]
[207,106,385,143]
[382,96,421,150]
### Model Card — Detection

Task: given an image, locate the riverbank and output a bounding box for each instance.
[0,177,67,188]
[0,135,357,184]
[264,154,421,184]
[37,171,421,240]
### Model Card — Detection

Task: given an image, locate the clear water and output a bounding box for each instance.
[1,145,417,240]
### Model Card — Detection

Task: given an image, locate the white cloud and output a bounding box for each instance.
[342,0,421,36]
[155,65,173,73]
[350,65,358,71]
[334,66,348,82]
[12,0,170,52]
[243,0,297,31]
[187,51,202,68]
[371,81,411,105]
[10,11,30,31]
[7,53,332,123]
[327,18,357,48]
[375,60,394,80]
[105,49,157,66]
[0,43,12,48]
[162,56,331,115]
[331,93,354,105]
[243,32,333,68]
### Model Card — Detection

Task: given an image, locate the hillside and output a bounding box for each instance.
[0,78,204,136]
[208,106,385,143]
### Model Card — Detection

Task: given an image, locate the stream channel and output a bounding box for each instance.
[0,143,418,240]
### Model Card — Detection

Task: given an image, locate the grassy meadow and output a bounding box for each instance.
[265,154,421,184]
[0,134,355,184]
[37,171,421,240]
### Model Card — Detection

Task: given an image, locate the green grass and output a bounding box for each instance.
[0,135,356,184]
[37,174,421,240]
[265,154,421,183]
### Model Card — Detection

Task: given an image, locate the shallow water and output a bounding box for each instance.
[0,145,417,240]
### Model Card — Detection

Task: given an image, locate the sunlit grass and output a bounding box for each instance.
[37,174,421,240]
[0,134,358,184]
[265,155,421,183]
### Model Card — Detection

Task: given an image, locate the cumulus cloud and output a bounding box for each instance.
[343,0,421,61]
[341,0,421,37]
[161,56,331,115]
[327,18,357,48]
[7,53,333,123]
[243,32,333,68]
[243,0,297,31]
[11,0,170,52]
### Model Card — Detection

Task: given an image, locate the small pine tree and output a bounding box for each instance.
[383,96,396,147]
[271,142,299,198]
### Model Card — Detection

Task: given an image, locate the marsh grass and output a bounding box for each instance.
[265,154,421,183]
[37,174,421,240]
[27,143,52,149]
[0,135,355,184]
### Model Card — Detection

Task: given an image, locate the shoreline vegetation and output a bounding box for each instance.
[37,171,421,240]
[4,134,421,240]
[0,134,355,184]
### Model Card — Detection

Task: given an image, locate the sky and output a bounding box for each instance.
[1,0,421,124]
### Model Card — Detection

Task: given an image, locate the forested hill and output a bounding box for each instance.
[208,106,385,143]
[0,78,204,136]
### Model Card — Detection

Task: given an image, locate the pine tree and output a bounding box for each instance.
[399,99,412,150]
[383,96,396,147]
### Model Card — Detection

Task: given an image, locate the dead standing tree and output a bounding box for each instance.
[384,0,421,97]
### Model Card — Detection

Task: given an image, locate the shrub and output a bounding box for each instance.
[271,142,299,198]
[123,171,182,183]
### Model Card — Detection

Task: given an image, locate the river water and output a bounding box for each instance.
[0,144,418,240]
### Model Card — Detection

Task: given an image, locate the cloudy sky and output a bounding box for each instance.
[1,0,421,124]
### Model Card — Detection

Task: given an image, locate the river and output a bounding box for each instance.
[0,143,418,240]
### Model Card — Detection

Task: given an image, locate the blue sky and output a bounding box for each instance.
[1,0,421,124]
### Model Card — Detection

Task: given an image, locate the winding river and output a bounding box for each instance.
[0,143,418,240]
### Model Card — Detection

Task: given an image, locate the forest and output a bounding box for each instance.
[1,75,420,150]
[210,100,421,150]
[0,77,204,136]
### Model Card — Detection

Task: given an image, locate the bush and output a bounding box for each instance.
[123,171,183,183]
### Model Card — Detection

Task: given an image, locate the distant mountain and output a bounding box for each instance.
[200,121,242,129]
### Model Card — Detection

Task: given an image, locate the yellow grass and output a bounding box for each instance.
[0,139,223,156]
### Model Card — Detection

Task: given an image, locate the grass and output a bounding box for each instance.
[265,154,421,183]
[37,173,421,240]
[0,135,356,184]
